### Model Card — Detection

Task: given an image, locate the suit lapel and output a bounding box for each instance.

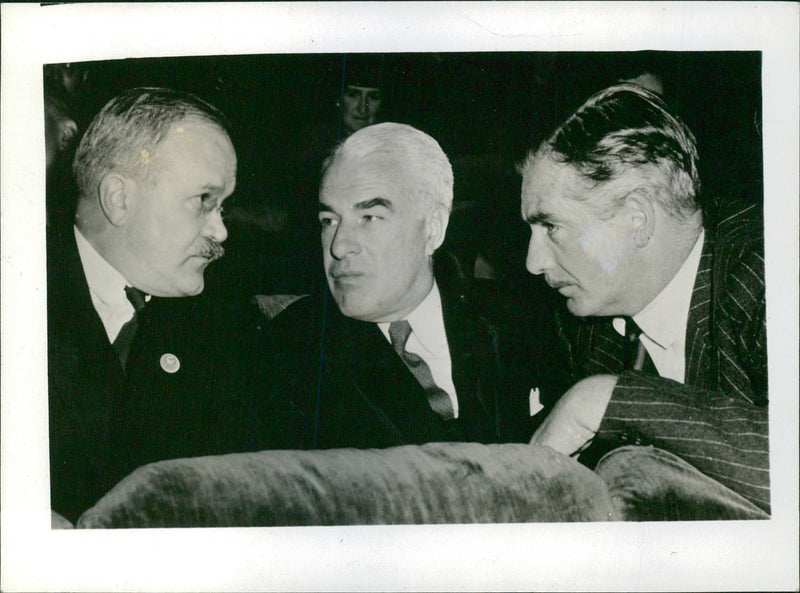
[49,229,125,384]
[578,317,626,376]
[325,313,446,443]
[440,285,498,441]
[573,231,715,385]
[685,231,714,387]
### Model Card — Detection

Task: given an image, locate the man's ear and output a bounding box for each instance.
[98,172,134,227]
[425,204,450,256]
[625,190,656,248]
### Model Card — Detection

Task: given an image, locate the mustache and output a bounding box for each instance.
[195,241,225,261]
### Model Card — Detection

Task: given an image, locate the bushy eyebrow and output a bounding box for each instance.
[524,211,556,225]
[318,197,394,214]
[354,197,393,212]
[189,183,226,198]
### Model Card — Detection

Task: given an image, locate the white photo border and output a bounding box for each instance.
[2,3,798,591]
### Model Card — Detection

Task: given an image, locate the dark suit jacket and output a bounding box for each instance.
[559,207,769,511]
[261,253,571,450]
[47,226,274,522]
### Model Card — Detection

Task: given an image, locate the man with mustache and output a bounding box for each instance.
[521,83,769,519]
[48,87,270,524]
[263,122,568,449]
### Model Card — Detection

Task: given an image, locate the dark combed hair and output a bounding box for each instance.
[73,87,230,199]
[524,83,701,220]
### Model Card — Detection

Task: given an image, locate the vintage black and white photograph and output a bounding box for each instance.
[2,3,798,591]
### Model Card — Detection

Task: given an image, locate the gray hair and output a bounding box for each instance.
[323,122,454,214]
[519,83,701,220]
[73,87,230,200]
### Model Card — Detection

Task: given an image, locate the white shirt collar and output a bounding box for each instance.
[378,281,458,416]
[75,226,142,342]
[614,229,705,350]
[75,226,130,309]
[378,281,449,356]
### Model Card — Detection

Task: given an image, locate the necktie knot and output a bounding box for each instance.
[624,316,644,342]
[115,286,147,370]
[388,320,412,354]
[125,286,147,313]
[622,316,656,373]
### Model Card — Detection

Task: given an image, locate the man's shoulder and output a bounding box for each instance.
[253,293,315,322]
[711,205,764,260]
[47,224,79,276]
[255,291,332,348]
[708,206,765,295]
[46,225,94,325]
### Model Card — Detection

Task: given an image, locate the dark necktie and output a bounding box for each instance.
[388,320,455,420]
[622,316,657,373]
[112,286,147,369]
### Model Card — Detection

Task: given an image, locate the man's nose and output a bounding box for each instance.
[204,209,228,243]
[356,94,368,114]
[525,226,552,275]
[329,222,360,260]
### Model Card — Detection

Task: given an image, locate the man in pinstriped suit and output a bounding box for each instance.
[520,83,769,519]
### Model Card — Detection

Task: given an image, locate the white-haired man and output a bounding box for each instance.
[263,122,565,449]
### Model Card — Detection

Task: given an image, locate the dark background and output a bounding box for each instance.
[46,51,763,296]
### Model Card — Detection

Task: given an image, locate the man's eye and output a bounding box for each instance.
[543,222,558,235]
[319,216,338,228]
[197,194,220,212]
[361,214,382,223]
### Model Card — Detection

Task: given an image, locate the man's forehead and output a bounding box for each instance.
[164,117,230,146]
[146,120,236,186]
[524,157,579,188]
[321,155,417,209]
[523,157,599,202]
[521,160,588,219]
[325,152,404,184]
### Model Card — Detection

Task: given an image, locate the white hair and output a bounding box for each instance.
[323,122,454,214]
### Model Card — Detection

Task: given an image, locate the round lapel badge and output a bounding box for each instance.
[160,353,180,374]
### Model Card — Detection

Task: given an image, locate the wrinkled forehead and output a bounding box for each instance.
[522,157,590,204]
[521,154,652,220]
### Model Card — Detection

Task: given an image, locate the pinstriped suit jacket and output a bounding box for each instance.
[560,208,769,512]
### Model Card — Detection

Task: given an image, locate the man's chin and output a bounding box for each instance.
[565,296,592,317]
[332,294,375,322]
[171,276,206,298]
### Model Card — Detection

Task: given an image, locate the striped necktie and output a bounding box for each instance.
[388,320,455,420]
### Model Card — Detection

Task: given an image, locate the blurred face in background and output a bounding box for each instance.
[341,85,382,135]
[45,96,78,172]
